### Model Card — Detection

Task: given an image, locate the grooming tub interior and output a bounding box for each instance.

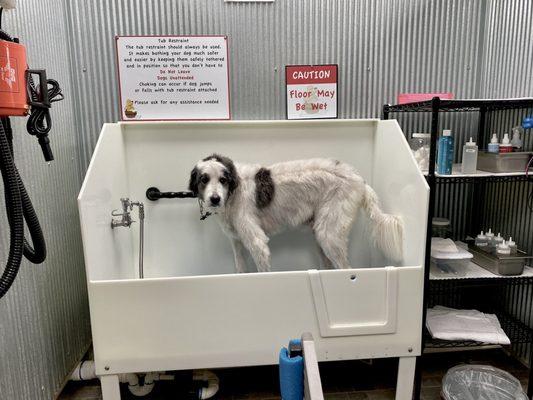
[78,120,428,400]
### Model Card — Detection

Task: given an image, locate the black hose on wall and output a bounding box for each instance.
[0,119,25,298]
[0,117,46,299]
[2,118,46,264]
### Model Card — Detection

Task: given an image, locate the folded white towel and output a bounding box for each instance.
[431,238,458,253]
[426,306,510,345]
[431,239,473,260]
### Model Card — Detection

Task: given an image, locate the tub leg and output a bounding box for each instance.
[100,375,121,400]
[395,356,416,400]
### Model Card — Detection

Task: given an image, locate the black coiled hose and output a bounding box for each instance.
[0,117,47,299]
[0,120,25,298]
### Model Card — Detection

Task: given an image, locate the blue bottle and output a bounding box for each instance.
[437,129,454,175]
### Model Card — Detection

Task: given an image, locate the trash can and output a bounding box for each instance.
[442,365,528,400]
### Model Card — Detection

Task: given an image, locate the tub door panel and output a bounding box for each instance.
[309,267,398,337]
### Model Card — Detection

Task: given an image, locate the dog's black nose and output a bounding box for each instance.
[210,195,221,206]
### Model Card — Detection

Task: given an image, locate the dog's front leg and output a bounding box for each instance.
[234,217,271,272]
[231,239,247,273]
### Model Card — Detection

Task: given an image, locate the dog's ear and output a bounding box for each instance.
[188,166,201,196]
[204,154,239,195]
[226,167,239,195]
[219,156,239,195]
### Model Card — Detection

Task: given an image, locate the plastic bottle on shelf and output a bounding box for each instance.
[437,129,454,175]
[496,240,511,256]
[511,127,523,152]
[493,232,504,248]
[461,137,478,174]
[508,237,517,255]
[474,231,488,248]
[432,217,452,238]
[488,134,500,154]
[409,133,430,171]
[499,133,513,153]
[485,229,495,251]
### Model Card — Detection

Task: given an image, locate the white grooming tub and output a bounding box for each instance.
[78,119,428,400]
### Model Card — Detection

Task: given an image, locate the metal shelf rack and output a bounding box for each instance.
[436,175,530,184]
[383,97,533,399]
[427,276,533,351]
[385,98,533,113]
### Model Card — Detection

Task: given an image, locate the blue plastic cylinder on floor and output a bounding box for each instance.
[279,339,304,400]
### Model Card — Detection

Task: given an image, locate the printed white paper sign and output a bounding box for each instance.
[116,35,230,120]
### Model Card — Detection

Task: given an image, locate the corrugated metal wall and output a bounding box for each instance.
[65,0,487,171]
[0,2,91,400]
[1,1,532,399]
[482,0,533,99]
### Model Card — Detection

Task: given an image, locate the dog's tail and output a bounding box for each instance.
[363,184,404,263]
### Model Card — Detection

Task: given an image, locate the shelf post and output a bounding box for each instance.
[527,328,533,399]
[414,96,440,400]
[478,105,487,149]
[428,97,440,178]
[471,105,488,238]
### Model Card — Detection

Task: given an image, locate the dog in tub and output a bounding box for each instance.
[189,154,403,272]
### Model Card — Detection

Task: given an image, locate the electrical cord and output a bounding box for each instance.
[26,76,64,161]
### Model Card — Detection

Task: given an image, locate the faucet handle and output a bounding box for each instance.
[120,198,132,212]
[111,209,124,217]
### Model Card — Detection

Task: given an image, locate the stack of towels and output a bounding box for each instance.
[426,306,510,345]
[431,238,473,260]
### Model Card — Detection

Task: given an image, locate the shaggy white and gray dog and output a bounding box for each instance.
[189,154,403,272]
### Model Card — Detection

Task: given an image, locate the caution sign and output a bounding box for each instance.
[286,65,338,120]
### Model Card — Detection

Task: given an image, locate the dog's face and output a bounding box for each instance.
[189,154,239,208]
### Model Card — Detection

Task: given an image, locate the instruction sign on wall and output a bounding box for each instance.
[286,65,338,120]
[116,35,230,120]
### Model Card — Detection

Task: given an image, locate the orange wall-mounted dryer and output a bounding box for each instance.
[0,38,28,116]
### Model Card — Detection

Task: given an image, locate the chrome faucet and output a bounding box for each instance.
[110,198,145,279]
[111,198,135,228]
